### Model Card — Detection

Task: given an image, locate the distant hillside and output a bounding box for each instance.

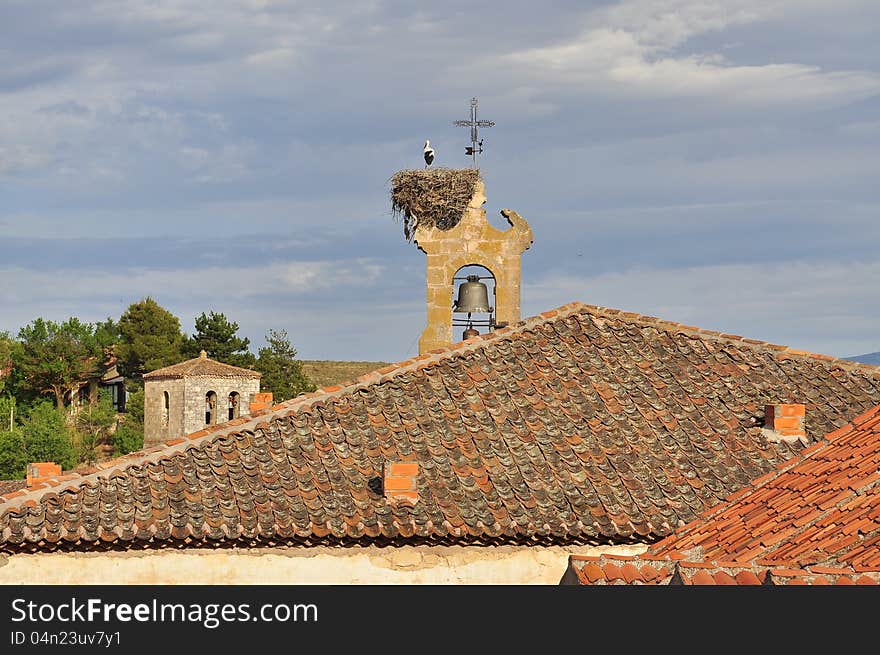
[299,360,390,388]
[847,352,880,365]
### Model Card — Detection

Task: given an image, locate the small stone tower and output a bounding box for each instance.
[143,351,261,446]
[395,172,533,354]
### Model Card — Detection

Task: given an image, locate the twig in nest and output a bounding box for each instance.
[390,168,481,241]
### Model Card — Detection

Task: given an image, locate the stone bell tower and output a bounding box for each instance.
[396,173,533,354]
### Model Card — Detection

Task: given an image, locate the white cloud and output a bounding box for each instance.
[606,58,880,106]
[838,120,880,137]
[498,0,880,107]
[245,48,297,67]
[594,0,775,48]
[524,259,880,357]
[0,257,395,358]
[0,0,878,361]
[0,144,54,175]
[0,259,384,305]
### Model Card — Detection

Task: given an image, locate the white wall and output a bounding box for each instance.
[0,543,647,585]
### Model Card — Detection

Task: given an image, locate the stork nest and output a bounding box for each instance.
[390,168,481,241]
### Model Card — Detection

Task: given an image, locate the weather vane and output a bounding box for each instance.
[453,97,495,167]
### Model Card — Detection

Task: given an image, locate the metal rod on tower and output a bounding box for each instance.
[453,97,495,167]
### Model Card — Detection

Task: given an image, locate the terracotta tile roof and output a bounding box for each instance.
[3,302,880,553]
[0,480,26,496]
[562,555,880,585]
[143,352,261,380]
[564,402,880,584]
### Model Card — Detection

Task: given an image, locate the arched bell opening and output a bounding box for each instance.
[452,264,496,343]
[205,391,217,425]
[228,392,240,421]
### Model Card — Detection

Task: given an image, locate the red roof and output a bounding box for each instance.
[0,480,26,496]
[564,403,880,584]
[143,351,260,380]
[3,302,880,553]
[562,553,879,585]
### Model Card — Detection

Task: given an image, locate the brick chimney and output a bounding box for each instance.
[248,392,274,413]
[763,404,806,444]
[27,462,61,488]
[383,461,419,504]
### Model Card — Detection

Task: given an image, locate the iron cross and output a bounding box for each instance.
[453,97,495,167]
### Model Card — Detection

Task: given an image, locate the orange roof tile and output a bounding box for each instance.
[5,303,880,554]
[564,401,880,585]
[143,352,260,379]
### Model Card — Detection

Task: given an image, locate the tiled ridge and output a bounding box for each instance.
[0,303,592,510]
[4,302,880,551]
[4,300,866,511]
[143,353,261,379]
[647,403,880,566]
[575,304,880,377]
[565,402,880,583]
[0,480,27,496]
[565,554,880,585]
[274,302,880,393]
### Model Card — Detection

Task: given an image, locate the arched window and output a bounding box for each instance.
[228,392,240,421]
[162,391,170,427]
[205,391,217,425]
[452,263,496,343]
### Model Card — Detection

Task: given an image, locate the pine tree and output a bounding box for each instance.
[186,311,256,368]
[116,298,186,379]
[254,329,315,402]
[113,387,144,455]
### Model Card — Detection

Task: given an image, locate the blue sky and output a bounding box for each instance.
[1,0,879,361]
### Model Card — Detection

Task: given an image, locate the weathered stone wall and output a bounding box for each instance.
[415,180,533,355]
[144,378,186,447]
[0,544,647,585]
[144,376,260,446]
[182,376,261,437]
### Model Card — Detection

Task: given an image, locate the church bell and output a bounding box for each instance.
[453,275,493,314]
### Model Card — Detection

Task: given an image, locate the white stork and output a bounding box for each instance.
[423,140,435,168]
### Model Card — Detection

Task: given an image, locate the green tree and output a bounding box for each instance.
[125,386,144,426]
[114,387,144,455]
[20,401,76,470]
[0,395,16,433]
[0,430,27,479]
[186,311,256,368]
[94,317,121,350]
[112,422,143,457]
[117,298,186,380]
[72,390,118,465]
[17,318,103,410]
[0,383,23,479]
[0,332,28,408]
[254,329,315,403]
[0,331,15,396]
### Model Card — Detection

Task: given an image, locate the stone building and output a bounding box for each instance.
[142,351,261,447]
[390,169,532,355]
[3,303,880,583]
[3,172,880,584]
[413,178,533,354]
